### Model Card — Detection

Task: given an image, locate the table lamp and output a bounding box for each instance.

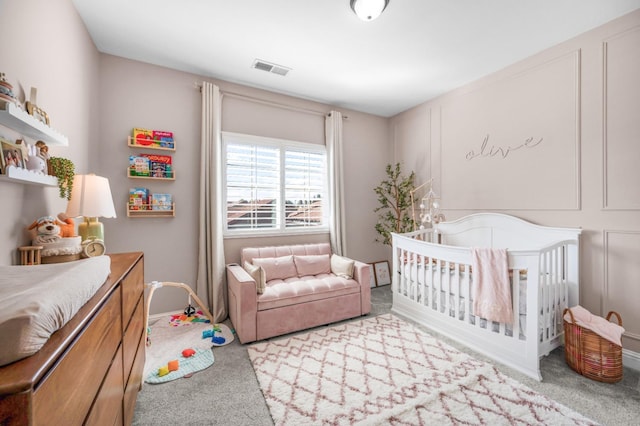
[65,174,117,241]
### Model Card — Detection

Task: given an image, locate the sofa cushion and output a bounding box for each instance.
[242,243,332,266]
[243,261,266,294]
[331,254,355,279]
[294,254,331,277]
[253,255,297,281]
[257,274,360,311]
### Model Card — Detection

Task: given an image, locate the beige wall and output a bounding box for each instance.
[97,56,390,314]
[390,11,640,353]
[0,0,100,264]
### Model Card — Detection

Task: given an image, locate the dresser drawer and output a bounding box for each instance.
[123,295,144,384]
[124,331,145,426]
[33,289,122,426]
[85,344,124,426]
[121,258,144,332]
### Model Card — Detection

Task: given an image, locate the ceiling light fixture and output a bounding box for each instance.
[350,0,389,21]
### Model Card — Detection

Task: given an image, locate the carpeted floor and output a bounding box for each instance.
[133,285,640,425]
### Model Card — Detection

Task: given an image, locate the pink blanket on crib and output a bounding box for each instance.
[472,248,513,325]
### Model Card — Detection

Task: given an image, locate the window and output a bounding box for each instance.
[223,132,328,235]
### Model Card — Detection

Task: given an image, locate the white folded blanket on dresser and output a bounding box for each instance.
[0,256,111,366]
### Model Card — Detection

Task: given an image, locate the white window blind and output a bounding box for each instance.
[223,132,328,235]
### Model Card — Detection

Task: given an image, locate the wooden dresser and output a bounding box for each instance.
[0,252,146,425]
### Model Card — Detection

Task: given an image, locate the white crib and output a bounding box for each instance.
[391,213,581,381]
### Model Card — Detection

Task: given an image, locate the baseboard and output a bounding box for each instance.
[623,348,640,371]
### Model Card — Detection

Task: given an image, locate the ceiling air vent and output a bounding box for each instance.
[252,59,291,77]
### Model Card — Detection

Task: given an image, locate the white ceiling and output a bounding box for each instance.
[72,0,640,117]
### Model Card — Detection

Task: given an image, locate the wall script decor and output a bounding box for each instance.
[440,51,580,210]
[465,134,543,161]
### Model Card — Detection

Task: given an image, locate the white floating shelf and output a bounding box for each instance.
[0,166,57,186]
[0,101,69,146]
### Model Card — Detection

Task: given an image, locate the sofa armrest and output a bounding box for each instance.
[226,264,258,343]
[352,260,372,315]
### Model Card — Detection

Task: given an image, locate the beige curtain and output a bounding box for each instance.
[196,82,227,322]
[326,111,347,256]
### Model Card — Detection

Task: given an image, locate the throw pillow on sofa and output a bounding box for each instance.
[331,254,355,279]
[243,261,266,294]
[293,254,331,277]
[252,255,297,282]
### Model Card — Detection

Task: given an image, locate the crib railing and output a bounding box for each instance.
[538,241,575,355]
[391,229,579,381]
[394,237,530,340]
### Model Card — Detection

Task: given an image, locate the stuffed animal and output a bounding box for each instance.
[56,212,76,237]
[35,141,50,161]
[27,216,61,244]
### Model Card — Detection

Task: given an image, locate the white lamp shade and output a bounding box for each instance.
[351,0,389,21]
[65,174,117,219]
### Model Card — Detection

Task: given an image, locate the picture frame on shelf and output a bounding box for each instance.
[0,137,7,174]
[1,139,25,171]
[373,260,391,286]
[25,101,50,125]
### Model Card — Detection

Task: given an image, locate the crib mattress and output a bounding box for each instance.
[0,256,111,366]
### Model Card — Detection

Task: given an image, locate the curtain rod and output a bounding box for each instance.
[194,82,348,119]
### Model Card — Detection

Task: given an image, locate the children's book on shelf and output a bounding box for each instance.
[129,155,150,177]
[151,193,173,211]
[129,187,150,210]
[141,153,173,178]
[132,128,175,149]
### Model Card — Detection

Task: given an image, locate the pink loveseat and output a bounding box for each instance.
[226,243,371,343]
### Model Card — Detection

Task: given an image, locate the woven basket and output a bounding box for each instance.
[563,308,623,383]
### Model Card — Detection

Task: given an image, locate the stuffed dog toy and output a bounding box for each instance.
[28,216,62,244]
[56,213,76,238]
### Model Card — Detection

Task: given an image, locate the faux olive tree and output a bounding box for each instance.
[373,163,415,245]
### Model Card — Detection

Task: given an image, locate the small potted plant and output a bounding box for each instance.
[48,156,75,200]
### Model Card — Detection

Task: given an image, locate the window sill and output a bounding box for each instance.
[223,228,329,239]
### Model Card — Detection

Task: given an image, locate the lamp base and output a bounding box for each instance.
[78,217,104,241]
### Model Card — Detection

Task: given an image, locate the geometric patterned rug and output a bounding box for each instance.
[248,314,598,425]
